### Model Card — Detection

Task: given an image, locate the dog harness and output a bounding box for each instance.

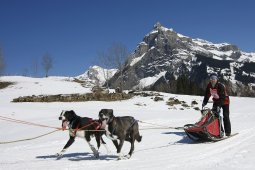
[68,122,80,137]
[68,118,103,137]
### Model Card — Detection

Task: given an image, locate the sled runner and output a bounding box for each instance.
[209,132,239,142]
[184,108,227,142]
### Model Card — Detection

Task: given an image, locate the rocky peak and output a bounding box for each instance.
[108,23,255,96]
[219,44,239,52]
[154,22,161,29]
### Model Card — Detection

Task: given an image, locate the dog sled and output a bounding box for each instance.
[184,107,225,142]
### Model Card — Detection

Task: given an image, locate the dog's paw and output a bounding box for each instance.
[117,153,126,160]
[94,152,99,159]
[117,156,124,160]
[117,154,131,160]
[55,153,63,159]
[125,154,131,159]
[117,156,128,160]
[55,149,66,158]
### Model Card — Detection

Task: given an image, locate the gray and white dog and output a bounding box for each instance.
[98,109,142,159]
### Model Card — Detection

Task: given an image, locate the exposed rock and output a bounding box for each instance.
[153,96,164,102]
[12,93,133,102]
[219,44,239,52]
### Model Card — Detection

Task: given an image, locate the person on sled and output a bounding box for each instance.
[202,73,231,137]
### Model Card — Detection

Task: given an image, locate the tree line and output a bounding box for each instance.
[0,46,53,77]
[0,43,127,79]
[96,42,129,90]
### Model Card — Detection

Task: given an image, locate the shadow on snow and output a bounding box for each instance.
[36,152,118,161]
[162,131,208,144]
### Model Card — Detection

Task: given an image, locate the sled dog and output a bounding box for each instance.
[98,109,142,159]
[56,110,107,158]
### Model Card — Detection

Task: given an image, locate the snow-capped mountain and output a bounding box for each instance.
[109,22,255,96]
[76,65,117,87]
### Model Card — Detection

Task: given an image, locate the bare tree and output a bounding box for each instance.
[41,53,53,77]
[22,68,29,77]
[97,50,114,89]
[31,58,39,77]
[108,43,128,90]
[97,43,128,90]
[0,47,5,76]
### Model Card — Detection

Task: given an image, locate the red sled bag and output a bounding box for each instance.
[184,108,224,141]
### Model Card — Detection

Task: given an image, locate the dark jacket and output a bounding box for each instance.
[203,81,229,107]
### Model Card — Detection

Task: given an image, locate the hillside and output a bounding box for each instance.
[0,76,255,170]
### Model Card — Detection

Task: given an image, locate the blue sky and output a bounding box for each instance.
[0,0,254,77]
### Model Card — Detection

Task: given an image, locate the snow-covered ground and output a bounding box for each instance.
[0,76,255,170]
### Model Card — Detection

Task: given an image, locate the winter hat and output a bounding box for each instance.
[210,73,218,80]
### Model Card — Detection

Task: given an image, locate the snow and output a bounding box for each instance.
[238,52,255,63]
[1,76,255,170]
[190,45,210,55]
[0,76,89,101]
[175,49,190,59]
[161,26,173,32]
[212,55,223,60]
[137,71,167,88]
[192,39,230,48]
[177,33,188,38]
[209,49,233,57]
[192,38,214,46]
[130,53,146,66]
[191,38,255,64]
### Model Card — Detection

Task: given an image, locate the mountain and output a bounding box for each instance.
[76,65,117,87]
[108,22,255,96]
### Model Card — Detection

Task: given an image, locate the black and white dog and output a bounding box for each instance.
[56,110,108,158]
[98,109,142,159]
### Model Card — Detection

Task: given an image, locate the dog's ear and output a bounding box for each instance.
[69,110,76,119]
[64,110,76,120]
[70,110,75,115]
[108,109,113,117]
[99,109,109,114]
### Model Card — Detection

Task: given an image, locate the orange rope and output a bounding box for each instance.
[0,115,105,131]
[0,129,60,144]
[0,115,61,130]
[0,116,104,144]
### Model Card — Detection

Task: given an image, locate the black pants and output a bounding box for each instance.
[213,104,231,135]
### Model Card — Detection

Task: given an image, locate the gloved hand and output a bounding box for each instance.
[216,106,221,113]
[212,106,221,115]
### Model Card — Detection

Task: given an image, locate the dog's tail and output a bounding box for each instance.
[129,119,142,142]
[134,120,142,142]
